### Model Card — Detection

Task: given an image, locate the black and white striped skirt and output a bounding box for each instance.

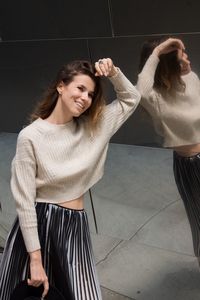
[173,151,200,257]
[0,203,102,300]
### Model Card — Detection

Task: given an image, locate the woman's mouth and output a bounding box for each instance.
[75,100,84,110]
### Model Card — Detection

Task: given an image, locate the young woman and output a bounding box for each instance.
[137,37,200,264]
[0,58,140,300]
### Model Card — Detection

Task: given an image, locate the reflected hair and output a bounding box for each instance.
[138,36,185,94]
[30,60,105,130]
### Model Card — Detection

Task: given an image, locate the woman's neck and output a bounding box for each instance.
[46,100,73,124]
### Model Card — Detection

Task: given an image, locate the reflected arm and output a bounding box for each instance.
[137,52,160,98]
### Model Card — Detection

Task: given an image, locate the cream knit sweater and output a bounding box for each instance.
[11,69,141,252]
[137,53,200,147]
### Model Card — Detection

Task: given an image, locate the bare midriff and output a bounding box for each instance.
[58,195,84,210]
[173,143,200,157]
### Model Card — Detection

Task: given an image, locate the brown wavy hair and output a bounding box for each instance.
[30,60,105,130]
[138,37,185,94]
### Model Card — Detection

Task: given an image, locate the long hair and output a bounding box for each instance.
[138,37,185,94]
[30,60,105,130]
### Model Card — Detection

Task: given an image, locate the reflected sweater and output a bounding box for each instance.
[137,53,200,147]
[11,69,141,252]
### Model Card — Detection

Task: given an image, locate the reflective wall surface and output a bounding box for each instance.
[1,2,200,298]
[0,1,200,146]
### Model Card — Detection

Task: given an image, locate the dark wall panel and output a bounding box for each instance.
[89,34,200,86]
[0,0,112,41]
[0,1,200,146]
[180,35,200,75]
[0,40,90,132]
[111,0,200,36]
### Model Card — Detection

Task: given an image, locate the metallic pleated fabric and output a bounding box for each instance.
[173,151,200,257]
[0,203,102,300]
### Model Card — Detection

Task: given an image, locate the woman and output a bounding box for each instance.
[137,37,200,263]
[0,58,140,299]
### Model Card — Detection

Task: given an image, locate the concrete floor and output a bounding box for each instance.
[0,132,199,300]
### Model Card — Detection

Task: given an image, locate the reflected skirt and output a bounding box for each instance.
[0,203,102,300]
[173,151,200,257]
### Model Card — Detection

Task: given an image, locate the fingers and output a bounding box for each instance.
[155,38,185,56]
[27,276,49,298]
[95,58,113,77]
[171,38,184,48]
[42,278,49,299]
[166,38,185,51]
[28,278,42,287]
[27,276,48,287]
[28,256,49,298]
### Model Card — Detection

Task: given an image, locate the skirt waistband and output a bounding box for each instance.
[35,202,85,213]
[174,151,200,160]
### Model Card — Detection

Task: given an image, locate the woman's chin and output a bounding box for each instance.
[181,68,191,76]
[73,111,83,118]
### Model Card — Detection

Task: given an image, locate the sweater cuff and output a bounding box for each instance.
[108,68,123,86]
[149,52,160,65]
[22,226,41,253]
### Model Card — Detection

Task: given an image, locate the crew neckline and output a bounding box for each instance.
[36,117,75,129]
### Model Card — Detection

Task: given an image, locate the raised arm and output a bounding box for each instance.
[137,38,185,98]
[137,52,160,97]
[95,58,141,136]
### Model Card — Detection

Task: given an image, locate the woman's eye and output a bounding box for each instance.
[78,86,84,91]
[89,93,94,99]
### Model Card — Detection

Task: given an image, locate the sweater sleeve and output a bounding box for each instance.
[10,132,41,253]
[137,53,160,99]
[101,69,141,137]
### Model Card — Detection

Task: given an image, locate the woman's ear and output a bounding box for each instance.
[57,82,64,95]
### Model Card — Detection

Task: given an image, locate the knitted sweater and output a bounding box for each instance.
[137,53,200,147]
[11,69,141,252]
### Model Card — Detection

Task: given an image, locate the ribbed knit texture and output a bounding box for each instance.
[137,53,200,147]
[11,69,141,252]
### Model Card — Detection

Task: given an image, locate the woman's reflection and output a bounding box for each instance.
[137,37,200,265]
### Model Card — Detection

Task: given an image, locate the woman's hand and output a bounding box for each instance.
[153,38,185,56]
[28,250,49,299]
[95,58,118,77]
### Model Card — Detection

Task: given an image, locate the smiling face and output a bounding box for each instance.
[177,49,191,75]
[57,74,95,119]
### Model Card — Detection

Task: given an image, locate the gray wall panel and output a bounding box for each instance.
[0,40,90,132]
[0,1,200,146]
[111,0,200,36]
[0,0,112,40]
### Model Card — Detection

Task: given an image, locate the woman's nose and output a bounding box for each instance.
[82,91,89,101]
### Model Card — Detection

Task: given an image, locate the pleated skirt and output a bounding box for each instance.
[0,203,102,300]
[173,151,200,257]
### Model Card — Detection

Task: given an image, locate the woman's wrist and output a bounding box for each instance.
[152,47,161,57]
[108,66,118,77]
[29,249,42,262]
